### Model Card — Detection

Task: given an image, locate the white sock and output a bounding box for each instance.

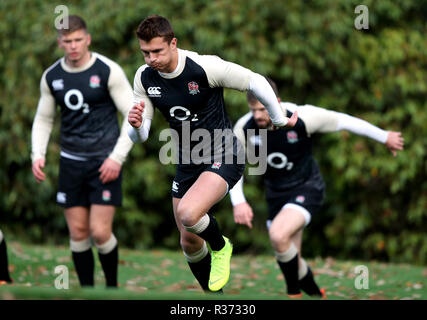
[298,258,308,280]
[275,243,298,263]
[183,242,209,263]
[70,237,92,252]
[95,234,118,255]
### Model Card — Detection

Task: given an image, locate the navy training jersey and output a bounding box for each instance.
[43,54,120,159]
[134,49,253,165]
[242,110,319,192]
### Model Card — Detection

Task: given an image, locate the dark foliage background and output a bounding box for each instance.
[0,0,425,263]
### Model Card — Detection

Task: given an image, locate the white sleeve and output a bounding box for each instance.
[298,104,388,143]
[185,52,252,91]
[127,119,152,143]
[127,65,155,143]
[105,61,134,164]
[336,113,388,143]
[233,112,252,153]
[248,73,288,127]
[229,176,247,206]
[185,51,287,126]
[133,65,155,121]
[31,73,56,163]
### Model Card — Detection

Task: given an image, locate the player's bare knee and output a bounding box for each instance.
[269,228,292,250]
[176,202,200,227]
[180,236,199,252]
[69,225,90,241]
[90,227,111,245]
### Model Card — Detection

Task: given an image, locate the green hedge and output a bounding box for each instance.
[0,0,425,264]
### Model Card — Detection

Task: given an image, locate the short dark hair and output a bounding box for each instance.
[57,15,87,36]
[136,15,174,43]
[247,76,279,104]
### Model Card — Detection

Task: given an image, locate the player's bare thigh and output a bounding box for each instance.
[268,207,305,252]
[90,204,115,245]
[64,206,90,241]
[176,171,228,227]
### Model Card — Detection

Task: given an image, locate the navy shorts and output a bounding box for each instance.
[57,157,122,208]
[172,162,245,199]
[266,169,325,225]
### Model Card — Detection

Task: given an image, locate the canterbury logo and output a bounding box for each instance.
[147,87,161,96]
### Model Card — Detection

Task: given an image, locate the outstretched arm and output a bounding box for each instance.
[335,113,404,156]
[299,105,405,156]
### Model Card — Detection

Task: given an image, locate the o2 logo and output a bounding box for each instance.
[267,152,293,170]
[169,106,198,121]
[64,89,90,113]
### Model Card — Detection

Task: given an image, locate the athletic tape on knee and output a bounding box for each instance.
[275,243,298,263]
[298,258,308,280]
[0,229,3,243]
[70,237,92,253]
[183,214,210,234]
[95,234,118,254]
[183,241,209,263]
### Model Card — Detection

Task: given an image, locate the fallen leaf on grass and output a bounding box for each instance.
[125,285,148,293]
[36,266,49,276]
[248,273,259,280]
[413,283,423,290]
[56,256,71,263]
[376,280,386,286]
[314,268,344,277]
[161,259,174,268]
[185,284,202,293]
[151,250,164,257]
[162,282,184,292]
[226,289,241,294]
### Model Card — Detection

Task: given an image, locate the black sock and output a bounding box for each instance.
[277,254,300,295]
[188,253,211,291]
[299,266,322,296]
[197,215,225,251]
[0,239,12,283]
[72,248,94,287]
[98,245,118,287]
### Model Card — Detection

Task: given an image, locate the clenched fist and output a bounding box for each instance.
[128,101,145,128]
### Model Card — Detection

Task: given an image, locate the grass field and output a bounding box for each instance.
[0,240,426,300]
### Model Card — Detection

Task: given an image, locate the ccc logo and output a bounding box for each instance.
[147,87,161,95]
